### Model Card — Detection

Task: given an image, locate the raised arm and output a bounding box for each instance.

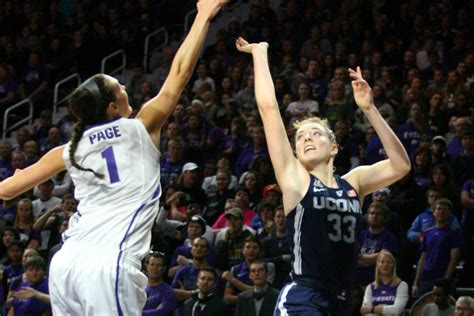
[236,38,308,212]
[0,146,66,200]
[343,67,410,198]
[137,0,227,147]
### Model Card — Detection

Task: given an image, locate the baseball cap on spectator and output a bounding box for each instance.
[262,184,281,198]
[191,99,204,108]
[225,207,243,219]
[372,187,390,199]
[431,135,447,145]
[189,215,206,233]
[460,128,474,139]
[182,162,199,172]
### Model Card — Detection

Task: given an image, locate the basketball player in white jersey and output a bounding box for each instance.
[0,1,227,314]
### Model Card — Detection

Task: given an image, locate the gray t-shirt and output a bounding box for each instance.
[422,303,455,316]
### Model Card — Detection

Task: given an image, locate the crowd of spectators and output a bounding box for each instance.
[0,0,474,315]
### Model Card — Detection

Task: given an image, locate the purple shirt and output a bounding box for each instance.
[12,278,50,316]
[227,261,253,294]
[462,180,474,225]
[357,229,398,286]
[143,282,176,316]
[407,207,461,243]
[234,147,268,177]
[421,225,463,279]
[170,243,215,268]
[171,265,200,290]
[0,80,16,100]
[370,282,400,307]
[160,157,184,187]
[447,136,463,157]
[365,136,386,165]
[398,120,431,158]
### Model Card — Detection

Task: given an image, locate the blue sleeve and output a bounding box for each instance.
[407,216,421,242]
[449,216,461,231]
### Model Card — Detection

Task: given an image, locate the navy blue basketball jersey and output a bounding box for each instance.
[287,174,363,294]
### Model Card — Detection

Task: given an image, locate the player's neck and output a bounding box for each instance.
[310,168,337,188]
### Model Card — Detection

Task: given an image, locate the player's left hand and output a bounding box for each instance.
[235,37,268,54]
[349,66,373,111]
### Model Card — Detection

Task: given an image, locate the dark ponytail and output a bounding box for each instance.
[68,122,104,179]
[68,74,116,179]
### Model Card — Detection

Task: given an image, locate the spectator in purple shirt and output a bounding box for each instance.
[460,179,474,286]
[18,52,49,114]
[222,236,274,306]
[143,252,176,316]
[168,215,212,279]
[450,128,474,191]
[357,202,398,286]
[398,103,432,159]
[160,137,185,187]
[0,141,13,181]
[446,116,470,158]
[9,256,51,316]
[172,237,211,302]
[234,126,268,177]
[1,240,24,305]
[361,250,409,315]
[0,63,17,110]
[407,186,461,245]
[412,198,463,298]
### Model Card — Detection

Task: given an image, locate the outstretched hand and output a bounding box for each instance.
[197,0,228,20]
[235,37,268,54]
[349,66,373,111]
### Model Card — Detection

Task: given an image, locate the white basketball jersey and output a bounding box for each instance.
[63,118,161,260]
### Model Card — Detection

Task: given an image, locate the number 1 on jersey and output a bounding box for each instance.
[101,146,120,183]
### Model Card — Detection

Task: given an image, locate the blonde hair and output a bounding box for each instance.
[292,117,336,143]
[374,250,401,289]
[14,198,34,227]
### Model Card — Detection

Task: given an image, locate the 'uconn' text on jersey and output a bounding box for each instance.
[313,196,362,214]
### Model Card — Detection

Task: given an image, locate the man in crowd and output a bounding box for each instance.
[235,260,279,316]
[143,252,176,315]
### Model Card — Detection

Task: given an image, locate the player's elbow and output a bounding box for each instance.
[0,184,15,201]
[393,159,411,179]
[256,100,279,114]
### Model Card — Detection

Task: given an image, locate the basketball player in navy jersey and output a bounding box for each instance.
[236,37,410,315]
[0,1,227,315]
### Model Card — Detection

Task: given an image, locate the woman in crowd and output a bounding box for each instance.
[360,250,409,315]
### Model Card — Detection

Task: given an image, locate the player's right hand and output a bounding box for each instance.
[197,0,228,20]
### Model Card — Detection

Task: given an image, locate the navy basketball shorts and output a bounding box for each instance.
[274,281,353,316]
